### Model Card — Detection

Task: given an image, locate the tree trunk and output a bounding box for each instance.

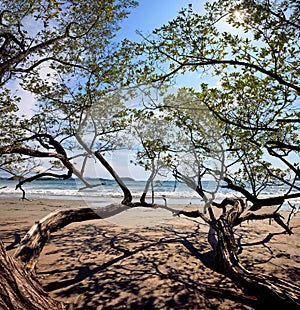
[211,200,300,309]
[140,158,157,204]
[0,241,65,310]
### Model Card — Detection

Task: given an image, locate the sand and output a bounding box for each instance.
[0,198,299,309]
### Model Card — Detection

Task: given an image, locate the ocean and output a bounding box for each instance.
[0,178,298,210]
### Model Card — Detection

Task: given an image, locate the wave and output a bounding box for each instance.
[1,179,299,210]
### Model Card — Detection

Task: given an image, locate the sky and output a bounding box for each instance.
[16,1,206,115]
[12,1,225,181]
[9,1,209,180]
[94,1,209,180]
[117,0,206,40]
[5,1,298,183]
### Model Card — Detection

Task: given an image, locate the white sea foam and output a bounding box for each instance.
[0,179,299,210]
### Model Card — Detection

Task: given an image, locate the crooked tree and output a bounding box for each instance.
[0,0,139,192]
[0,0,139,308]
[1,0,300,309]
[130,0,300,307]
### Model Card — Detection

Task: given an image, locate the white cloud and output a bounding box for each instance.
[6,79,36,119]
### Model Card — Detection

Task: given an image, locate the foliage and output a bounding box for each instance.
[135,0,300,205]
[0,0,137,180]
[1,0,300,207]
[1,2,300,307]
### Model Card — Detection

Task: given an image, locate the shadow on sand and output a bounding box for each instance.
[36,219,299,309]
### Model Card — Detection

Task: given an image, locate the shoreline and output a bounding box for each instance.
[1,198,299,309]
[1,178,300,210]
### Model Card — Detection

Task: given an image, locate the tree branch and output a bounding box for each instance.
[94,150,133,205]
[155,59,300,94]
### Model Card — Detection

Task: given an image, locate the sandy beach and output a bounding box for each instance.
[1,198,299,309]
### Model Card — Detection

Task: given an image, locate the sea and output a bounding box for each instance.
[0,178,299,210]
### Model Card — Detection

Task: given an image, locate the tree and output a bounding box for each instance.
[0,0,138,192]
[0,0,140,308]
[132,0,300,307]
[1,0,300,308]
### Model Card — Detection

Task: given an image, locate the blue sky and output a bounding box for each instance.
[117,1,206,41]
[92,1,211,180]
[13,1,221,181]
[100,1,209,180]
[10,1,211,180]
[95,1,239,180]
[9,1,297,183]
[17,1,208,118]
[116,0,230,91]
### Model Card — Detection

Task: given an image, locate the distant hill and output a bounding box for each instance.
[120,177,135,182]
[98,178,114,182]
[8,176,25,181]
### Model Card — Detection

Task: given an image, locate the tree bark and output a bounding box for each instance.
[0,241,65,310]
[140,158,157,204]
[13,202,179,270]
[13,205,132,270]
[211,200,300,309]
[179,198,300,307]
[1,200,180,309]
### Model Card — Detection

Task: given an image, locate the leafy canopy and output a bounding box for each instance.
[132,0,300,204]
[0,0,137,179]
